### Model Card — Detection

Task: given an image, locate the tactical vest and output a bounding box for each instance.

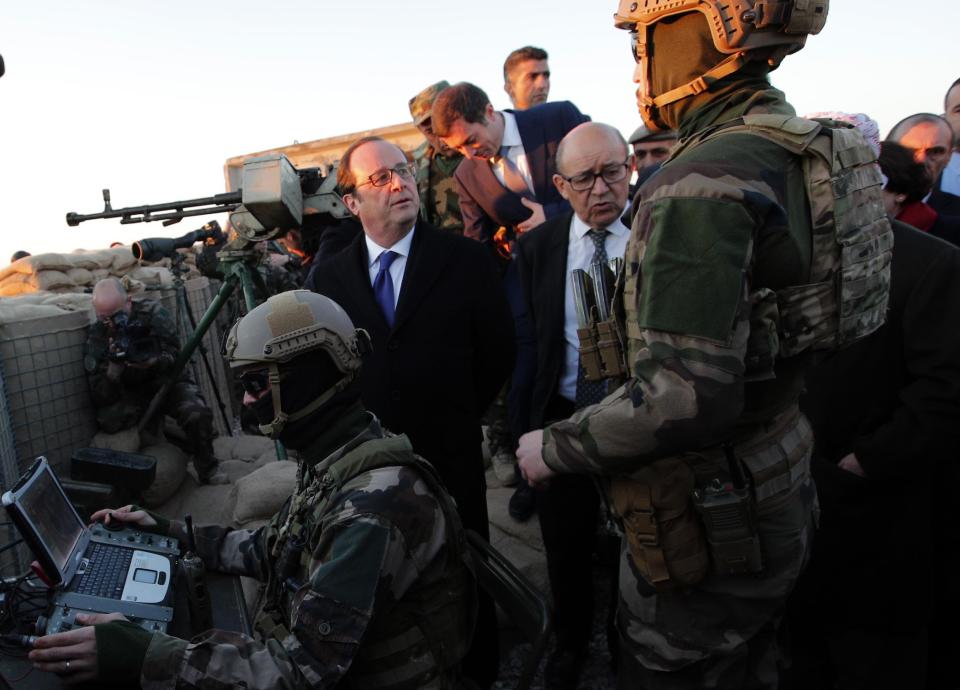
[255,434,475,689]
[610,114,892,589]
[670,113,894,372]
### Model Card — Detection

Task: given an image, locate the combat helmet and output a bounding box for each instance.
[614,0,828,129]
[224,290,368,436]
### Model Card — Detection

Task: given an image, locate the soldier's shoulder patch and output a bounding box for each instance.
[635,197,754,343]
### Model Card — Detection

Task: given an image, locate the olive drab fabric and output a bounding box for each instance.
[413,141,465,235]
[541,84,877,688]
[84,298,218,478]
[139,415,474,689]
[669,113,894,370]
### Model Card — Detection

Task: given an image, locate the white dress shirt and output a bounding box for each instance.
[365,226,416,308]
[489,111,534,194]
[558,213,630,402]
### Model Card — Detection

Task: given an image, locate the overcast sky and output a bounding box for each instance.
[1,1,956,262]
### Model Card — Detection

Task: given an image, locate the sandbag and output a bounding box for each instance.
[67,267,94,286]
[91,428,141,453]
[231,460,297,526]
[140,442,188,508]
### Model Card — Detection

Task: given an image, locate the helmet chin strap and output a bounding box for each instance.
[636,24,749,131]
[257,363,356,438]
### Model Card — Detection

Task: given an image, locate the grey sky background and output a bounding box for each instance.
[1,1,956,260]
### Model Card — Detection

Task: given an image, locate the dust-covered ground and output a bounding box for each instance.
[493,542,619,690]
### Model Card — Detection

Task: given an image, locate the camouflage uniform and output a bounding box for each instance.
[139,414,474,689]
[542,87,858,689]
[84,298,219,479]
[413,141,464,235]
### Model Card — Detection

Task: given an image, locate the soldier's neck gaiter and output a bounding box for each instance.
[649,12,774,134]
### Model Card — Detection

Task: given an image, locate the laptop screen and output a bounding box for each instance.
[13,461,85,577]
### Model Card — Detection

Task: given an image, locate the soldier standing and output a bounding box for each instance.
[33,291,476,688]
[409,80,465,235]
[85,277,226,484]
[518,2,893,688]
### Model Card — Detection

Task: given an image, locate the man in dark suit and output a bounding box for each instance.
[782,220,960,689]
[511,122,633,689]
[309,136,515,689]
[431,81,589,248]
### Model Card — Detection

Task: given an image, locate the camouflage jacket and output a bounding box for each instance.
[413,141,464,235]
[140,413,473,690]
[84,298,182,407]
[543,87,818,476]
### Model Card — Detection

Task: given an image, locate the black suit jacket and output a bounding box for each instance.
[929,178,960,218]
[310,223,515,528]
[797,220,960,624]
[509,211,575,434]
[454,101,589,245]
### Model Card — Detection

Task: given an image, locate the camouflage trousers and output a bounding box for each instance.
[97,380,218,478]
[616,417,818,690]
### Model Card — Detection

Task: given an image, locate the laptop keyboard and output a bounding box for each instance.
[71,543,132,599]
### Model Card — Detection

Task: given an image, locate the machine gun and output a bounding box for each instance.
[66,153,349,233]
[68,154,351,460]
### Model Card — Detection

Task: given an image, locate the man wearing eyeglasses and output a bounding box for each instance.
[310,136,514,689]
[510,122,631,689]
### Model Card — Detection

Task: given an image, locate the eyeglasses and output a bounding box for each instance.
[239,369,270,397]
[355,163,417,190]
[559,162,630,192]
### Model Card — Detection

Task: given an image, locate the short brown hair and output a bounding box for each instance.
[336,136,388,196]
[431,82,492,138]
[503,46,548,81]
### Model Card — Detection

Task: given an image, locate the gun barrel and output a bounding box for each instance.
[66,191,242,226]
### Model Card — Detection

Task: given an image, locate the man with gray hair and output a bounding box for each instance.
[85,277,225,484]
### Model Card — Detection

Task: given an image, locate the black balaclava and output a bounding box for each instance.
[255,350,365,453]
[647,12,775,133]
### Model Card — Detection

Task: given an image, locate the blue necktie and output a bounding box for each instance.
[373,250,398,327]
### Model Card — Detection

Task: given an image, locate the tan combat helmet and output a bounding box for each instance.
[224,290,367,436]
[614,0,828,129]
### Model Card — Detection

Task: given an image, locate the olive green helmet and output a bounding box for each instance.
[224,290,367,436]
[614,0,828,130]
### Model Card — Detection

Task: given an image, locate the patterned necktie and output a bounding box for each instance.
[494,146,533,198]
[575,229,610,409]
[373,250,398,327]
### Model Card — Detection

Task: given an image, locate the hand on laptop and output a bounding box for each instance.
[29,612,126,683]
[90,505,157,530]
